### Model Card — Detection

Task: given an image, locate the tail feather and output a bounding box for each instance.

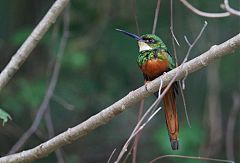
[163,86,179,150]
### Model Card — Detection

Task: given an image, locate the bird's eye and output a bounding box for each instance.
[148,39,155,43]
[144,39,154,43]
[144,39,149,43]
[142,37,155,43]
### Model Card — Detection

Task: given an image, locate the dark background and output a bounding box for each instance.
[0,0,240,162]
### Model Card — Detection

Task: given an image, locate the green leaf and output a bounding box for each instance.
[0,108,12,126]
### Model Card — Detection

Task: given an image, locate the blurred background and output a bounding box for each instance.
[0,0,240,162]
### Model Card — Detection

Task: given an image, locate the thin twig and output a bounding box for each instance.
[179,83,190,127]
[137,107,162,133]
[180,0,230,18]
[107,148,116,163]
[223,0,240,16]
[180,21,208,128]
[184,36,191,46]
[170,0,180,50]
[170,0,190,128]
[181,70,188,90]
[8,7,70,154]
[181,21,208,90]
[131,0,140,35]
[45,109,55,139]
[0,0,69,92]
[1,32,240,162]
[53,95,75,111]
[152,0,161,34]
[115,99,160,162]
[45,109,65,163]
[170,27,180,48]
[176,21,208,129]
[132,100,144,163]
[122,142,134,163]
[149,154,234,163]
[115,79,164,163]
[226,93,240,161]
[183,21,208,63]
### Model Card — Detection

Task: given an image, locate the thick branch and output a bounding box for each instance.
[0,33,240,162]
[0,0,69,91]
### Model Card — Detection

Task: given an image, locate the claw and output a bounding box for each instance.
[170,139,179,150]
[144,81,150,92]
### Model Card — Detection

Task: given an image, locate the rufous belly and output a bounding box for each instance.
[140,59,169,80]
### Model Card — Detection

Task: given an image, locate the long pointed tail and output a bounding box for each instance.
[163,86,179,150]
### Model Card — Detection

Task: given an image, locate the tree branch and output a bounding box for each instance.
[180,0,231,18]
[45,109,65,163]
[8,7,70,154]
[0,0,69,92]
[223,0,240,16]
[152,0,161,34]
[150,154,234,163]
[0,33,240,162]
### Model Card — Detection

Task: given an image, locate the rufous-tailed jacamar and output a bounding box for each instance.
[116,29,179,150]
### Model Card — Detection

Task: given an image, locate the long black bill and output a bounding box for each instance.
[115,29,143,41]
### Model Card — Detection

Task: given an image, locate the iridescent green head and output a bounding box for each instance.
[139,34,167,51]
[116,29,167,52]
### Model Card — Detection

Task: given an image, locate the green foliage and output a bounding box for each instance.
[154,123,205,156]
[0,108,11,126]
[63,51,89,70]
[9,27,32,46]
[65,154,79,163]
[18,79,46,109]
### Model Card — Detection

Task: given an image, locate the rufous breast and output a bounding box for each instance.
[140,58,169,80]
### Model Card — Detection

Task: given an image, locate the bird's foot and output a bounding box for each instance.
[144,81,150,92]
[170,139,179,150]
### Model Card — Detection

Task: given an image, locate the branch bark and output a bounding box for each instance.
[0,0,69,91]
[0,33,239,163]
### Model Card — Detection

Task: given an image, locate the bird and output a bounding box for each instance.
[116,29,179,150]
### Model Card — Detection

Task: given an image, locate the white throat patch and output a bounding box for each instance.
[138,41,153,52]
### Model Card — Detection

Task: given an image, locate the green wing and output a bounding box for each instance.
[166,51,176,70]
